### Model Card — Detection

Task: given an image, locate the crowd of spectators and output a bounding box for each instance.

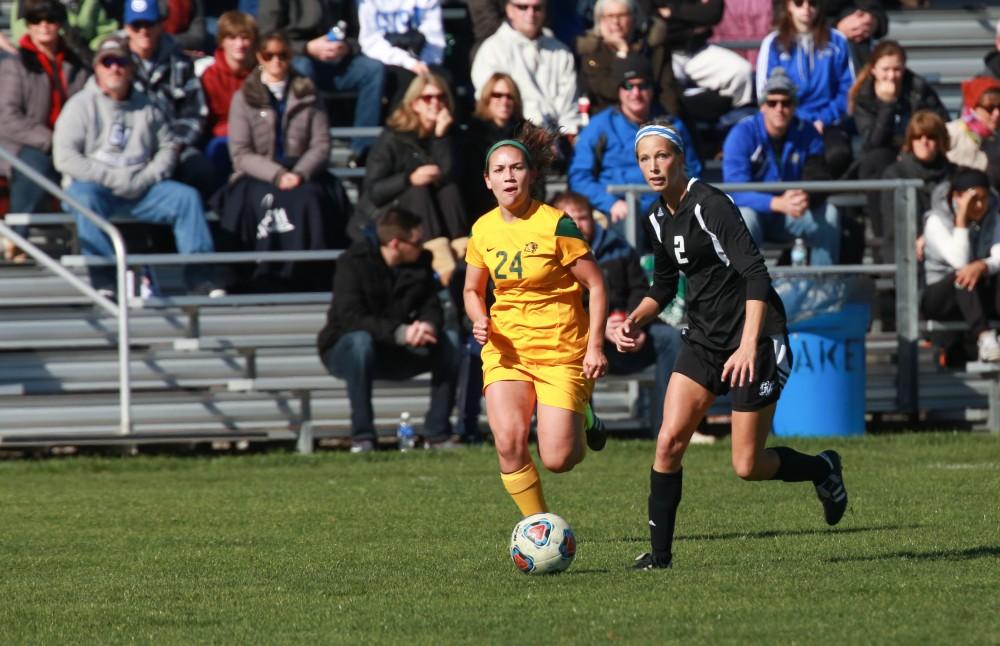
[1,0,1000,374]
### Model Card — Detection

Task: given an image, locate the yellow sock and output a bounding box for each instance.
[500,462,548,516]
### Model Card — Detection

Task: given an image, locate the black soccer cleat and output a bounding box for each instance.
[631,552,672,570]
[585,411,607,452]
[814,450,848,526]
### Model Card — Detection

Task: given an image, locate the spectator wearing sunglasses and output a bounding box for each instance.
[471,0,581,136]
[123,0,218,199]
[0,0,89,262]
[257,0,385,163]
[53,34,222,297]
[9,0,119,62]
[356,73,468,285]
[460,72,527,219]
[569,55,699,238]
[757,0,855,179]
[946,76,1000,180]
[723,67,842,265]
[215,30,347,292]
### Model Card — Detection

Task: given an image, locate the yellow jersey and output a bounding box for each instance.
[466,201,592,365]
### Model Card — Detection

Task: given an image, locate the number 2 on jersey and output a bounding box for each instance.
[494,250,523,279]
[673,235,689,265]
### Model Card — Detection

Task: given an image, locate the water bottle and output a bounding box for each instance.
[327,20,347,41]
[791,238,808,267]
[397,411,416,451]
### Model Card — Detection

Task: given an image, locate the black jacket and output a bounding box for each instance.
[641,0,723,54]
[356,127,457,220]
[879,152,953,237]
[853,69,949,152]
[984,50,1000,82]
[316,235,444,354]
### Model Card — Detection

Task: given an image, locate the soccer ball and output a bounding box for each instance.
[509,512,577,575]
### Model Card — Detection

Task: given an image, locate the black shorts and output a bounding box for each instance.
[673,333,793,412]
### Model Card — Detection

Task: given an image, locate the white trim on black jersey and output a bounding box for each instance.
[692,203,731,267]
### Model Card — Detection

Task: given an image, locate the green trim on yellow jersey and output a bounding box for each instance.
[555,215,586,241]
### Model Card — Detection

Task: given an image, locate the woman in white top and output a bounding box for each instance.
[921,167,1000,363]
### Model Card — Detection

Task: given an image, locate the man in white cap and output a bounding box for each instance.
[123,0,215,197]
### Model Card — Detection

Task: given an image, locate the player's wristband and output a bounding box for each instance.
[624,315,636,326]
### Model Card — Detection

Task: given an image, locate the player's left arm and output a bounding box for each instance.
[569,253,609,380]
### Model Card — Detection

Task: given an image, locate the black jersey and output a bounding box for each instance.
[642,178,787,353]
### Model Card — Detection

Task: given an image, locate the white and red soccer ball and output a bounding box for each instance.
[509,512,576,575]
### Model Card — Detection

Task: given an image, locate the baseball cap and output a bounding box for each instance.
[124,0,161,25]
[94,34,131,62]
[760,67,798,103]
[614,54,653,87]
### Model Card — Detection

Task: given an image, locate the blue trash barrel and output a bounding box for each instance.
[773,303,870,437]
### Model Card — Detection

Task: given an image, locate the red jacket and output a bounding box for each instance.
[200,48,250,138]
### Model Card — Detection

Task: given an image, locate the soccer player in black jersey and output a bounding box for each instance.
[611,123,849,570]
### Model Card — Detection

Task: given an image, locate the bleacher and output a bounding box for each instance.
[1,3,1000,453]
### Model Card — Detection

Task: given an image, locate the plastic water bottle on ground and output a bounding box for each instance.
[791,238,808,267]
[397,412,416,452]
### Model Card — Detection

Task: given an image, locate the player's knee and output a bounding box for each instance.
[654,430,686,467]
[731,454,763,481]
[492,426,530,462]
[541,451,579,474]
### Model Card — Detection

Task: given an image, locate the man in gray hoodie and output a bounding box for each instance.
[53,34,219,295]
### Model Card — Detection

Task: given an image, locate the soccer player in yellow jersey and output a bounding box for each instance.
[463,134,610,518]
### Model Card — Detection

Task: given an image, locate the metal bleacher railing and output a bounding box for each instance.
[608,178,924,415]
[0,144,134,434]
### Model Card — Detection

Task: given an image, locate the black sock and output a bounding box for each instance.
[770,447,831,483]
[648,468,682,565]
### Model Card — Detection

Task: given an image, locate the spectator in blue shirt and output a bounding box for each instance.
[569,55,699,235]
[723,67,841,265]
[756,0,854,178]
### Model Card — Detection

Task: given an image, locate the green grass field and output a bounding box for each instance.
[2,433,999,644]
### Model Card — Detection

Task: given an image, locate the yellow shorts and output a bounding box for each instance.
[481,346,594,414]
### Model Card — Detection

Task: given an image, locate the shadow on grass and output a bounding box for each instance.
[611,524,920,544]
[826,545,1000,563]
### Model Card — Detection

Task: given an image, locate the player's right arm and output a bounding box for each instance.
[464,230,491,345]
[464,264,491,344]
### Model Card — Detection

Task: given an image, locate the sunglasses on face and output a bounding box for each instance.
[26,15,62,25]
[490,92,514,100]
[419,93,445,104]
[977,103,1000,114]
[765,98,793,109]
[621,80,652,91]
[259,50,290,62]
[792,0,817,7]
[99,56,131,69]
[510,3,544,12]
[129,20,159,30]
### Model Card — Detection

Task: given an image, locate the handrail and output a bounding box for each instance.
[608,177,924,414]
[0,145,132,436]
[61,249,345,267]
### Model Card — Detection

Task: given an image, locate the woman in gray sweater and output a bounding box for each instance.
[921,167,1000,364]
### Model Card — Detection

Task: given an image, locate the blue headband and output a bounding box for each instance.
[634,125,684,156]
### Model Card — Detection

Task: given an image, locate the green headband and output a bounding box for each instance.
[484,139,532,171]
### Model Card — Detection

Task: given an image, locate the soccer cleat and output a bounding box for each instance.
[585,410,607,451]
[631,552,672,570]
[814,450,848,525]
